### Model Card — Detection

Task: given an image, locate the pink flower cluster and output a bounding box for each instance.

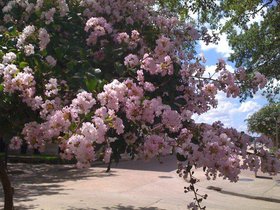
[41,8,56,24]
[72,91,96,114]
[97,79,128,111]
[85,17,112,46]
[124,54,139,68]
[140,36,174,76]
[0,62,43,110]
[253,72,267,90]
[67,134,96,168]
[38,28,50,51]
[16,25,35,48]
[142,135,173,159]
[9,136,22,150]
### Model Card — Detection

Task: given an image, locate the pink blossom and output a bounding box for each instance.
[113,117,124,134]
[103,147,112,163]
[45,56,57,67]
[45,78,59,97]
[22,121,45,152]
[16,25,35,48]
[125,96,142,121]
[157,55,173,76]
[161,109,182,132]
[141,54,157,74]
[9,136,22,150]
[203,83,217,96]
[143,82,156,92]
[40,99,61,118]
[253,72,267,89]
[38,28,50,51]
[131,30,140,41]
[58,0,69,17]
[143,135,172,159]
[42,8,56,24]
[93,50,105,61]
[92,117,108,144]
[124,54,139,68]
[155,36,172,55]
[72,91,96,114]
[116,32,130,44]
[97,79,127,111]
[67,134,96,168]
[2,52,16,64]
[24,44,35,56]
[80,122,98,142]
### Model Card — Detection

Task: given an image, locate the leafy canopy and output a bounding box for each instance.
[247,103,280,140]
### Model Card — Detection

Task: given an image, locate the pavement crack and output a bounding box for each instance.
[261,182,278,196]
[146,199,162,207]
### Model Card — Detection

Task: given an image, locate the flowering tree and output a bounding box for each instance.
[0,0,279,209]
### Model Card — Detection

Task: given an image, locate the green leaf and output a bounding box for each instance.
[85,78,98,92]
[55,48,64,60]
[114,62,124,75]
[41,49,48,57]
[66,60,77,71]
[19,62,29,69]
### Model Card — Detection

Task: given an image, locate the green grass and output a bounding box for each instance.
[0,152,76,164]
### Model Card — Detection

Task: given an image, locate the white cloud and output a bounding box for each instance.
[203,65,217,78]
[236,124,248,132]
[203,64,235,79]
[193,92,238,128]
[234,101,261,113]
[247,7,266,27]
[226,65,234,73]
[192,92,265,132]
[199,33,233,58]
[188,10,199,21]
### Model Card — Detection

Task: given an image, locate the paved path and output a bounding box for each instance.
[1,156,280,210]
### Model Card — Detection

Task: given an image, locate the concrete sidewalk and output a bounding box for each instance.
[1,155,280,210]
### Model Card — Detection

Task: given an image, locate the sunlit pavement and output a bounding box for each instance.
[1,155,280,210]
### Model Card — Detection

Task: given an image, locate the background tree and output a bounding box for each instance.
[227,2,280,102]
[247,103,280,147]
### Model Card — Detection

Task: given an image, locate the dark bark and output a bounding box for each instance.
[20,141,28,154]
[106,157,112,173]
[4,145,8,168]
[0,138,5,153]
[33,148,40,155]
[0,160,14,210]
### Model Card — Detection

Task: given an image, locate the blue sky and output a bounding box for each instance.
[192,34,268,133]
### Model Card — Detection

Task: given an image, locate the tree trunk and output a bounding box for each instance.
[106,157,112,173]
[0,160,14,210]
[0,138,5,153]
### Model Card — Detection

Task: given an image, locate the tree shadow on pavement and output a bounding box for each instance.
[0,163,117,208]
[99,155,178,173]
[66,204,165,210]
[13,203,39,210]
[102,204,166,210]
